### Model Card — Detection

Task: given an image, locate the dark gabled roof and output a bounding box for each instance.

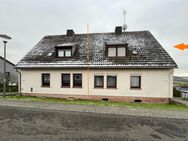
[16,31,177,69]
[0,56,15,66]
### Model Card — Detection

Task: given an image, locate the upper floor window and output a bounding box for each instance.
[58,49,72,57]
[108,46,126,57]
[42,73,50,87]
[117,47,126,56]
[108,47,116,57]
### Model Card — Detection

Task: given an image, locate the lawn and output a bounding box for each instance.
[0,95,188,110]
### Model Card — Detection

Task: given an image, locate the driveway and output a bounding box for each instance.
[0,106,187,141]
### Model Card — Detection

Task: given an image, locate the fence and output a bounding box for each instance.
[181,92,188,99]
[0,84,18,92]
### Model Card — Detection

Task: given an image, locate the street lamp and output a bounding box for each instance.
[0,34,12,97]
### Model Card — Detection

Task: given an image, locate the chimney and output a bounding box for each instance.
[66,29,74,36]
[115,26,122,35]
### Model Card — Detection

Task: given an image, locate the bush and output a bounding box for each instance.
[0,82,18,92]
[173,87,181,97]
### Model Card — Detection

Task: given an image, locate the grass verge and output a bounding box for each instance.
[0,95,188,110]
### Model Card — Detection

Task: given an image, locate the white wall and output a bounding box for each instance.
[19,68,174,98]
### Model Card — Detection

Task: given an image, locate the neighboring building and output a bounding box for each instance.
[16,27,177,103]
[0,56,18,84]
[176,87,188,98]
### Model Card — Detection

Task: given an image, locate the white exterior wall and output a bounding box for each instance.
[19,69,174,98]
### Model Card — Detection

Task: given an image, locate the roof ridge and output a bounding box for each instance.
[43,30,150,38]
[0,56,15,66]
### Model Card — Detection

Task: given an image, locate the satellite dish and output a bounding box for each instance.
[122,24,128,31]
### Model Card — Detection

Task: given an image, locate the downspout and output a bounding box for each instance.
[169,69,174,103]
[16,68,22,96]
[87,24,90,97]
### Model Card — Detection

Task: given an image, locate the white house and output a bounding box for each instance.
[16,27,177,103]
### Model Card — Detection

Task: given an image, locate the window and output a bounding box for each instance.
[130,76,141,89]
[42,73,50,87]
[117,47,126,56]
[6,72,10,80]
[108,47,116,57]
[62,74,70,87]
[58,49,71,57]
[107,75,117,88]
[94,76,104,88]
[47,52,53,56]
[108,47,126,57]
[73,74,82,87]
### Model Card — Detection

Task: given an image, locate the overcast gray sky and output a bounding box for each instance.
[0,0,188,75]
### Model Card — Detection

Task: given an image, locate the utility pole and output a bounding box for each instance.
[3,41,7,97]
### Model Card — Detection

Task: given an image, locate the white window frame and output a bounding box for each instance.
[108,47,116,57]
[58,49,72,57]
[117,47,126,57]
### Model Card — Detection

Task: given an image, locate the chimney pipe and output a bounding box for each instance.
[115,26,122,35]
[66,29,74,36]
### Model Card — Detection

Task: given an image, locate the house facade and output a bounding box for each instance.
[16,27,177,103]
[0,56,18,84]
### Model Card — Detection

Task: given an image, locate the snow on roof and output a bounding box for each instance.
[105,41,126,45]
[56,43,76,47]
[16,31,177,69]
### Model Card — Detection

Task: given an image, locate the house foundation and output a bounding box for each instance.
[22,93,170,103]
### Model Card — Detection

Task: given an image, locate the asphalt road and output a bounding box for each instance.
[0,106,187,141]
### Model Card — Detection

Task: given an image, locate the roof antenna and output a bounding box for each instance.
[122,8,128,32]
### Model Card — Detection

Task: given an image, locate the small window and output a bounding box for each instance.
[118,47,126,56]
[108,47,116,57]
[62,74,70,87]
[94,76,104,88]
[107,75,117,88]
[47,52,53,56]
[73,74,82,87]
[5,72,10,81]
[130,76,141,89]
[42,73,50,87]
[58,49,72,57]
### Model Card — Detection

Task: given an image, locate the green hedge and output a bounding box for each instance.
[0,83,18,92]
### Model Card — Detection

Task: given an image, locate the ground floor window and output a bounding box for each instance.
[130,76,141,89]
[94,76,104,88]
[61,74,70,87]
[73,74,82,87]
[107,75,117,88]
[42,73,50,87]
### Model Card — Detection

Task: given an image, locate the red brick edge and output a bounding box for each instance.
[22,93,170,103]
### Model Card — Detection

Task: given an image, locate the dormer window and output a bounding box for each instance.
[117,47,126,56]
[106,41,127,57]
[58,49,72,57]
[55,43,77,58]
[108,47,116,57]
[107,46,127,57]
